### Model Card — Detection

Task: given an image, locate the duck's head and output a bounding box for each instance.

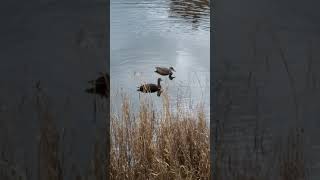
[169,67,176,72]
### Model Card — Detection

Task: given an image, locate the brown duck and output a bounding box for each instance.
[137,78,162,96]
[86,72,110,98]
[155,66,176,80]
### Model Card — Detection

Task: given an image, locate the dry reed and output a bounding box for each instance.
[110,93,210,180]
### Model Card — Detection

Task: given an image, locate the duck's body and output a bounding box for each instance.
[137,78,162,96]
[86,72,110,98]
[155,67,173,76]
[137,84,160,93]
[155,67,176,80]
[154,67,175,80]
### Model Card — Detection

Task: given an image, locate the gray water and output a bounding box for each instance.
[110,0,210,117]
[0,1,108,179]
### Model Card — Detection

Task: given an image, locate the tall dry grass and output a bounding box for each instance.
[0,83,310,180]
[110,93,210,180]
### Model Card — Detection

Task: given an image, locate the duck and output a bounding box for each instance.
[155,66,176,80]
[137,78,162,96]
[85,72,110,98]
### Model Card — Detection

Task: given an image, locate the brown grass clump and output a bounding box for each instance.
[35,86,63,180]
[278,128,308,180]
[110,93,210,180]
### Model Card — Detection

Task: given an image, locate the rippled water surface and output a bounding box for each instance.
[111,0,210,116]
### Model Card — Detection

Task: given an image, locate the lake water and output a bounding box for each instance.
[110,0,210,117]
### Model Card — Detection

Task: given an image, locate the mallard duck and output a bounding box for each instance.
[137,78,162,96]
[155,66,176,80]
[86,72,110,98]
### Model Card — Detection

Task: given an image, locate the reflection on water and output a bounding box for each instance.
[111,0,210,118]
[168,0,210,29]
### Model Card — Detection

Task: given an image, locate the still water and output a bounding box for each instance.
[111,0,210,117]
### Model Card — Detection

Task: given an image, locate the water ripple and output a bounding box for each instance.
[111,0,210,119]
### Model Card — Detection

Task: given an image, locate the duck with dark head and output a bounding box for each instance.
[155,66,176,80]
[137,78,163,96]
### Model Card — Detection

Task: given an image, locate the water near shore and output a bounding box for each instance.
[110,0,210,118]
